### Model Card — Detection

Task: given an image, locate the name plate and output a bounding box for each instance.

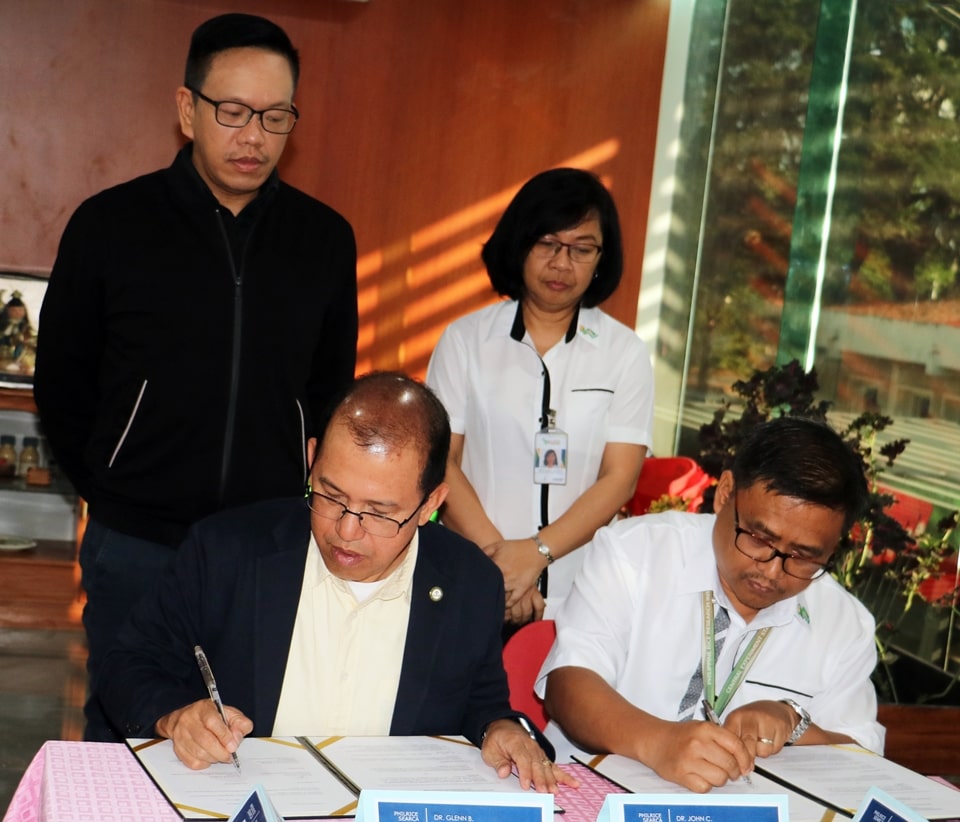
[356,790,554,822]
[597,793,788,822]
[228,784,283,822]
[852,787,929,822]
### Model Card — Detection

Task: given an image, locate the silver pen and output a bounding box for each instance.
[702,698,752,785]
[194,645,242,773]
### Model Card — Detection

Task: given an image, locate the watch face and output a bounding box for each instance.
[535,539,554,563]
[788,700,810,721]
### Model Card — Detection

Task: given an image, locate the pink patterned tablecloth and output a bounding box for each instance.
[4,740,180,822]
[3,742,614,822]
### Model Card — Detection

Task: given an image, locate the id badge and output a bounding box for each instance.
[534,429,568,485]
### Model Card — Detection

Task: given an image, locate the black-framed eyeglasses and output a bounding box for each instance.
[530,238,603,264]
[188,86,299,134]
[732,498,831,580]
[307,490,428,538]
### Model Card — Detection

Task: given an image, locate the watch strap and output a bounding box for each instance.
[781,698,811,745]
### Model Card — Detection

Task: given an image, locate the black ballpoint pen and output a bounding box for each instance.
[194,645,242,773]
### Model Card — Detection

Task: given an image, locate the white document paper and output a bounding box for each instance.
[756,744,960,820]
[578,753,834,822]
[128,737,358,819]
[306,735,534,793]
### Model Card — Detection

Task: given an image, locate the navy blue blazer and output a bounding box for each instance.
[99,498,542,751]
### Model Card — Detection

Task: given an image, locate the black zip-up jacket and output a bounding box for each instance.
[34,145,358,546]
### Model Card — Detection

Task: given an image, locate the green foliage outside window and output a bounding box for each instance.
[686,0,960,385]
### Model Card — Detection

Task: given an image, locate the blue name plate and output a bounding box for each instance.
[598,793,788,822]
[228,783,283,822]
[355,790,553,822]
[852,787,929,822]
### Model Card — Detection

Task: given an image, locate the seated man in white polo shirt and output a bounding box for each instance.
[538,416,884,792]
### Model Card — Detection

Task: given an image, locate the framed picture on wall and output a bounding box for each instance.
[0,271,47,389]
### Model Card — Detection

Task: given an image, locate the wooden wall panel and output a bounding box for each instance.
[0,0,669,376]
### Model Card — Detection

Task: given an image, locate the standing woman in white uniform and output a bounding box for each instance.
[426,168,654,628]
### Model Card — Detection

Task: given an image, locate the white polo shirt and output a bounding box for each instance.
[426,300,653,612]
[536,511,885,761]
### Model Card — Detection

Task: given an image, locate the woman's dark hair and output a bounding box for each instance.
[481,168,624,307]
[732,416,870,533]
[185,13,300,91]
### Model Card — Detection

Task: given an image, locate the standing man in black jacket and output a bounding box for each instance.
[34,13,358,742]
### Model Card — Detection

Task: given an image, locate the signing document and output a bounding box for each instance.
[580,753,830,822]
[128,737,357,820]
[755,744,960,820]
[582,744,960,822]
[306,735,542,794]
[129,735,542,820]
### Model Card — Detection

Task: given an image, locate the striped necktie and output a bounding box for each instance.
[677,604,730,721]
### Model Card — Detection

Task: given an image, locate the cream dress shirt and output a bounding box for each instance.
[272,531,418,735]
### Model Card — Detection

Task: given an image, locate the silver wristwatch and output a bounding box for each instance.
[533,535,555,564]
[780,698,811,745]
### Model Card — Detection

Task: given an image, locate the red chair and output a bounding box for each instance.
[877,486,946,605]
[501,619,557,731]
[878,484,934,534]
[627,456,712,516]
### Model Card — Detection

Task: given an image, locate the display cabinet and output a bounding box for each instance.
[0,392,83,629]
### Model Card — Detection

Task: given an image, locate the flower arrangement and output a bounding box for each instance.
[696,360,960,702]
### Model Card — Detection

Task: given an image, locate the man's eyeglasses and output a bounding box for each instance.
[308,490,427,538]
[188,86,299,134]
[732,498,831,580]
[530,238,603,264]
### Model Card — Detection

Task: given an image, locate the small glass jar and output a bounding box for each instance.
[0,434,16,475]
[18,435,40,477]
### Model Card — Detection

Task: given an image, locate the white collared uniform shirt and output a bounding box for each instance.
[536,511,885,761]
[426,300,653,614]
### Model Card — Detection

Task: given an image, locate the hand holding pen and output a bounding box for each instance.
[194,645,242,773]
[702,698,752,785]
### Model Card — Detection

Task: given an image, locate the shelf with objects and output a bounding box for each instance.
[0,272,84,630]
[0,395,84,630]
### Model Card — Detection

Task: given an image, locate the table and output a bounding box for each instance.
[3,741,180,821]
[10,740,954,822]
[2,741,616,822]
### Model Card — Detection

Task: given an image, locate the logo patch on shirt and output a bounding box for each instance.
[797,604,810,624]
[578,324,598,339]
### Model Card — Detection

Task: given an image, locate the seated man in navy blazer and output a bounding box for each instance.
[99,372,571,792]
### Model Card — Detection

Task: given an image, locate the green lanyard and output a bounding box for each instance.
[700,590,772,716]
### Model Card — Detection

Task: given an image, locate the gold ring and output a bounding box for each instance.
[759,737,775,745]
[541,758,552,765]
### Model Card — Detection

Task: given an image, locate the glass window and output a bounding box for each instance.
[650,0,960,684]
[657,0,959,513]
